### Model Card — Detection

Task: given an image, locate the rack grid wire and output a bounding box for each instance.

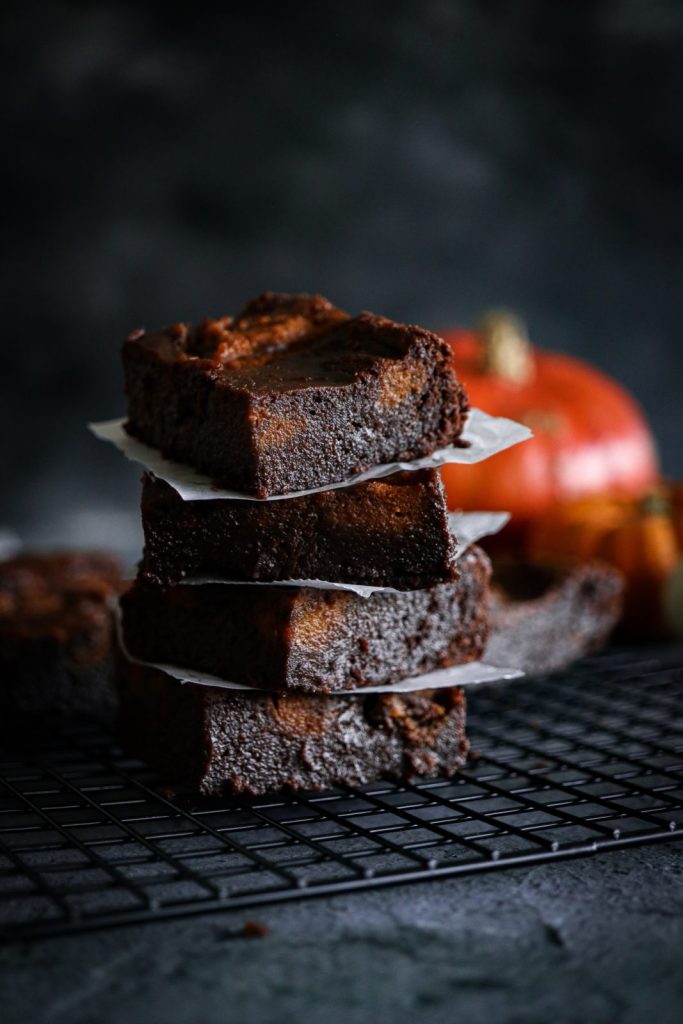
[1,646,682,941]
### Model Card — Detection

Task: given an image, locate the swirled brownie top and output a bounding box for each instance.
[162,293,349,384]
[131,293,444,388]
[122,291,468,496]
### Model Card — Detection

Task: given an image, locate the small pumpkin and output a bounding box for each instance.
[670,481,683,548]
[527,490,681,640]
[441,312,659,544]
[664,559,683,640]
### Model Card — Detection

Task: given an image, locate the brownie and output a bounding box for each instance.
[486,559,624,674]
[121,546,490,694]
[0,552,123,721]
[122,292,468,497]
[139,468,459,589]
[118,661,468,796]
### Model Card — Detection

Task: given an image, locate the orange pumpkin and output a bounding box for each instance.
[528,491,681,640]
[441,313,659,543]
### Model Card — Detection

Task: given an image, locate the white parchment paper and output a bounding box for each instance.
[89,408,531,502]
[119,634,524,695]
[180,510,511,597]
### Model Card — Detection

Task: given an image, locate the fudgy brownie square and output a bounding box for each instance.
[122,292,468,497]
[139,468,458,589]
[0,552,123,722]
[120,546,490,695]
[118,661,469,796]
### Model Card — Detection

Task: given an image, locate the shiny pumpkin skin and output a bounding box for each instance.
[441,330,660,530]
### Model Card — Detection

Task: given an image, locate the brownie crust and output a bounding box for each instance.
[121,546,490,694]
[0,552,123,721]
[118,662,469,797]
[139,469,459,589]
[122,292,468,497]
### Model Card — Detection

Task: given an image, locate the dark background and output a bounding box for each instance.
[2,0,682,558]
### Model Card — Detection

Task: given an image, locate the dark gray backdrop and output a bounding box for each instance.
[2,1,681,557]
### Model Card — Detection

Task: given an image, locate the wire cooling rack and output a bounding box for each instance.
[1,646,682,940]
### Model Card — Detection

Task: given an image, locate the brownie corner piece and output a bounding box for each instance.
[139,466,459,589]
[122,291,468,496]
[118,661,469,796]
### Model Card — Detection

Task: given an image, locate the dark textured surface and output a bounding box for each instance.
[1,2,681,551]
[1,843,682,1024]
[123,293,466,496]
[121,546,490,693]
[140,470,458,588]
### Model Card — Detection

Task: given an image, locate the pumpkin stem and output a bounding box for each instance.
[477,310,535,383]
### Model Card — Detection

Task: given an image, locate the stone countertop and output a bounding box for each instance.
[2,840,682,1024]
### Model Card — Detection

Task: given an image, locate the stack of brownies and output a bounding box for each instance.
[116,292,493,796]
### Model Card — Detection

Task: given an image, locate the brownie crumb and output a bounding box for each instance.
[241,920,269,939]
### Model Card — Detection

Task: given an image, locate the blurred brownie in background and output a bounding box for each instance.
[486,560,624,674]
[0,552,123,722]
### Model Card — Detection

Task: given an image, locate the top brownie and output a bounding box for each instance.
[122,292,468,497]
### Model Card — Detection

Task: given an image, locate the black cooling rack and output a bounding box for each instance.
[1,646,682,940]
